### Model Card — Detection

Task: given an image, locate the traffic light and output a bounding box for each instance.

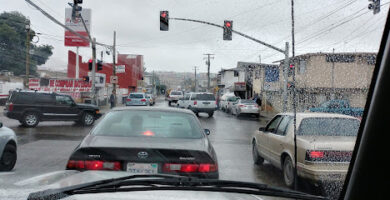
[288,64,295,77]
[160,11,169,31]
[88,59,93,71]
[72,0,83,20]
[368,0,380,14]
[223,20,233,40]
[97,60,103,71]
[82,76,89,82]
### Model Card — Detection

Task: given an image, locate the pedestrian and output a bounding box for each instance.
[110,90,116,109]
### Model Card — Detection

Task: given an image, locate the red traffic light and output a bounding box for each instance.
[225,22,231,28]
[88,59,93,63]
[161,12,167,18]
[289,64,294,68]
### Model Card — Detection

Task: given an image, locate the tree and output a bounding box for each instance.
[0,11,53,75]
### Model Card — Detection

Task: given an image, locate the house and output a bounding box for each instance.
[267,52,376,112]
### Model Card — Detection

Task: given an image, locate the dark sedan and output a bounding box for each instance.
[66,107,218,179]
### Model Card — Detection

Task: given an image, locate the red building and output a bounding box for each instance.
[67,51,143,91]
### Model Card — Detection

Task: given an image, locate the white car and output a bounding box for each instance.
[252,112,359,187]
[231,99,260,117]
[167,90,183,106]
[0,122,17,171]
[186,93,217,117]
[220,93,236,112]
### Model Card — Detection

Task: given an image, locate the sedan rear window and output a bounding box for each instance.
[298,118,360,136]
[93,111,203,139]
[129,93,144,98]
[194,94,215,101]
[171,91,182,95]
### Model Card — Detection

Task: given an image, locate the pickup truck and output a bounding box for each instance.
[309,99,364,118]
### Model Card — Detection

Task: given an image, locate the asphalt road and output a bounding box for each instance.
[0,98,287,190]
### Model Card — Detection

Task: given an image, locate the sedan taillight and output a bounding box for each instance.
[141,99,146,102]
[163,163,217,173]
[67,160,121,171]
[126,98,131,102]
[239,104,246,107]
[7,102,13,111]
[194,101,197,105]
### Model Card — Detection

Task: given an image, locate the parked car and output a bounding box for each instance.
[231,99,260,118]
[252,112,360,188]
[145,94,154,106]
[4,90,101,127]
[186,93,216,117]
[0,122,17,171]
[167,90,183,106]
[126,93,148,106]
[220,93,237,112]
[225,96,241,113]
[309,99,364,118]
[66,107,219,179]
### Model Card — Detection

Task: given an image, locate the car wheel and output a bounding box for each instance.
[255,114,260,118]
[22,112,39,127]
[82,112,95,126]
[0,144,17,171]
[283,156,295,188]
[252,141,264,165]
[168,101,171,106]
[208,112,214,117]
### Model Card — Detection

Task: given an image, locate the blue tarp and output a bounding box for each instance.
[265,66,279,82]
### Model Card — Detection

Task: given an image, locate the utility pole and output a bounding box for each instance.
[112,31,116,96]
[331,48,335,99]
[101,50,103,61]
[283,42,289,112]
[76,47,79,79]
[25,22,31,89]
[204,53,214,92]
[194,66,199,92]
[91,38,97,105]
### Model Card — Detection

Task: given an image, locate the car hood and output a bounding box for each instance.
[80,135,207,152]
[12,171,263,200]
[298,135,356,151]
[76,103,98,109]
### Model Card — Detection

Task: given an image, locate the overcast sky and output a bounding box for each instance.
[1,0,388,73]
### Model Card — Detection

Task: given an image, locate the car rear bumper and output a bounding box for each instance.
[239,108,259,114]
[191,107,216,113]
[126,103,148,106]
[298,163,348,182]
[4,110,21,120]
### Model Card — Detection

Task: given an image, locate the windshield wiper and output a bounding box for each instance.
[27,174,327,200]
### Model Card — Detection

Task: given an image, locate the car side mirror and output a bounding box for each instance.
[204,129,211,135]
[0,122,3,128]
[259,127,265,132]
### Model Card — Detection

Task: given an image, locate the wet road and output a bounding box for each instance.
[0,98,286,189]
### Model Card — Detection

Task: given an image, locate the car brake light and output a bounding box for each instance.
[67,160,121,171]
[194,101,197,105]
[8,103,13,111]
[126,99,131,102]
[309,151,324,158]
[162,163,217,173]
[143,130,155,136]
[141,99,146,102]
[239,105,246,107]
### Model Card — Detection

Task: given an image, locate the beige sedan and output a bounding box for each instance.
[252,112,360,188]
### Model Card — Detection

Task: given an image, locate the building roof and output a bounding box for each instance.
[273,52,377,63]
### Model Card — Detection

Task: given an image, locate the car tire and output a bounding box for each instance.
[283,156,295,188]
[168,101,171,106]
[22,112,39,127]
[0,144,17,171]
[208,112,214,117]
[255,114,260,118]
[252,141,264,165]
[82,112,95,126]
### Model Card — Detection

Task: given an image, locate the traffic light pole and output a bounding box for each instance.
[92,38,97,105]
[170,17,289,111]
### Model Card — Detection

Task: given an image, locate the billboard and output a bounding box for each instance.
[64,8,91,47]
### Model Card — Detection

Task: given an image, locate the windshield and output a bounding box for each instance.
[298,118,360,136]
[1,0,387,200]
[93,111,203,139]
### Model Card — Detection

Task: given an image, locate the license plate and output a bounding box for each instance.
[127,163,158,174]
[203,102,210,104]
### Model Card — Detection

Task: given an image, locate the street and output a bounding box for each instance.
[0,97,287,189]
